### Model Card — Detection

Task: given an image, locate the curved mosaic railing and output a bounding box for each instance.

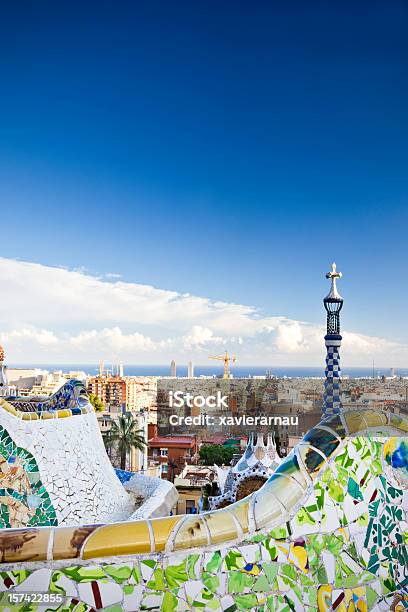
[0,408,406,565]
[0,383,139,529]
[1,379,92,420]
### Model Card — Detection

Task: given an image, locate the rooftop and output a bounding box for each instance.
[149,435,197,447]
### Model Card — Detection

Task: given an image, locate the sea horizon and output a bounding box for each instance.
[7,363,407,379]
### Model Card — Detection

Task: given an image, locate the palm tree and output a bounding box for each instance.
[103,413,146,471]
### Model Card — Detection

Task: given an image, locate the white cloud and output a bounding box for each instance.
[2,327,58,347]
[69,327,157,355]
[182,326,225,349]
[0,257,405,365]
[342,331,400,355]
[275,321,308,353]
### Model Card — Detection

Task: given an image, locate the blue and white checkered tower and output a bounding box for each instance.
[323,263,343,417]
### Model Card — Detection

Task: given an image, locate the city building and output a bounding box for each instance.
[172,465,215,514]
[125,377,157,413]
[88,375,127,408]
[7,368,87,397]
[170,360,177,377]
[148,434,198,480]
[88,375,157,413]
[172,482,201,514]
[187,360,194,378]
[7,368,52,394]
[30,371,87,396]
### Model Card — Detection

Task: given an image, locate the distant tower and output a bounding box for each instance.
[170,360,177,377]
[0,343,9,398]
[188,360,194,378]
[118,362,124,378]
[323,263,343,417]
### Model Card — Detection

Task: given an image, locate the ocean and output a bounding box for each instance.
[8,364,406,378]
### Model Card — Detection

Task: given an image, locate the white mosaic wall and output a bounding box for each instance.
[0,409,135,525]
[126,472,179,520]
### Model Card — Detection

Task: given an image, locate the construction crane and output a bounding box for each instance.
[209,351,237,379]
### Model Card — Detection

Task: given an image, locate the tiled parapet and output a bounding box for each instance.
[0,430,406,611]
[0,409,406,566]
[0,401,406,611]
[2,379,92,420]
[0,390,135,527]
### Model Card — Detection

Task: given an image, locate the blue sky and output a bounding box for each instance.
[0,2,408,363]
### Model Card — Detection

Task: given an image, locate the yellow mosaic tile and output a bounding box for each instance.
[343,411,368,434]
[228,497,250,533]
[56,409,72,419]
[360,409,387,428]
[317,584,332,611]
[82,521,152,559]
[288,541,309,572]
[0,399,18,416]
[0,528,50,562]
[390,413,408,434]
[53,526,99,560]
[203,509,238,544]
[172,516,210,550]
[150,515,182,551]
[21,412,39,421]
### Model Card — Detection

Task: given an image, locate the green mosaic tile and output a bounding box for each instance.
[146,567,166,591]
[103,564,132,584]
[0,425,57,528]
[165,561,188,588]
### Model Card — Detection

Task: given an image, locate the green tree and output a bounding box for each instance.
[88,393,105,412]
[103,413,146,470]
[199,444,236,466]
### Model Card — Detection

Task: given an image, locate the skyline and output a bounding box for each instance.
[1,3,407,362]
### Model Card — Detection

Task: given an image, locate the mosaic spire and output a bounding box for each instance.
[322,263,343,417]
[0,343,8,398]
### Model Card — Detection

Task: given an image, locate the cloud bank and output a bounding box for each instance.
[0,257,404,366]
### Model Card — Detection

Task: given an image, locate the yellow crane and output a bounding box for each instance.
[209,351,237,379]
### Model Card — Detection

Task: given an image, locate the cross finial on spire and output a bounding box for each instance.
[326,262,341,281]
[325,262,342,300]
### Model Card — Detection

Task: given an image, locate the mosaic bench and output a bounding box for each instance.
[0,383,407,611]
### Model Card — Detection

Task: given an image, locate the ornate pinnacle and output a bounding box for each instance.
[325,262,343,301]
